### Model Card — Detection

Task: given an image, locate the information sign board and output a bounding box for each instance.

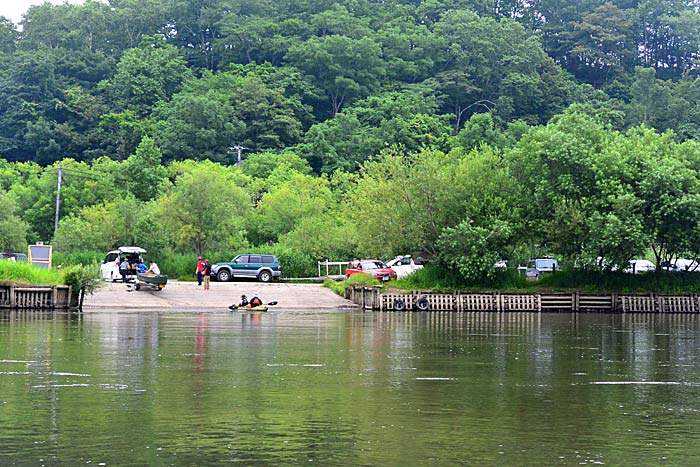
[28,244,52,269]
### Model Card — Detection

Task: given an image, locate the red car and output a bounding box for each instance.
[345,259,397,282]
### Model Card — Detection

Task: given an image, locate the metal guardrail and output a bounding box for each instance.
[317,260,349,278]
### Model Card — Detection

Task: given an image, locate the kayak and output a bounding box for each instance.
[228,301,277,312]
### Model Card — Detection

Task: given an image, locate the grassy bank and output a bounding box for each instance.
[0,261,65,285]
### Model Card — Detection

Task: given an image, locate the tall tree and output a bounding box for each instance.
[156,161,251,254]
[285,35,385,116]
[101,35,192,117]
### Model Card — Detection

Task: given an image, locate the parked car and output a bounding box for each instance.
[623,259,656,274]
[385,255,424,279]
[0,251,27,262]
[100,246,146,282]
[494,259,508,270]
[663,258,699,272]
[525,257,559,280]
[211,254,281,282]
[346,259,397,282]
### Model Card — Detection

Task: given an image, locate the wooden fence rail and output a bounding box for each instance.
[347,286,700,313]
[0,285,72,310]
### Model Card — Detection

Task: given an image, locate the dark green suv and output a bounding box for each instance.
[211,254,282,282]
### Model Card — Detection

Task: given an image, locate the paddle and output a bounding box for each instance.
[229,301,277,311]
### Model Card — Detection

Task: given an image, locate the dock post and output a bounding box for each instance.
[372,285,382,311]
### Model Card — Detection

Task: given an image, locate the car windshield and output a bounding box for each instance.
[362,261,386,270]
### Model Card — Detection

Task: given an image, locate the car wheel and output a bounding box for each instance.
[217,270,231,282]
[258,270,272,283]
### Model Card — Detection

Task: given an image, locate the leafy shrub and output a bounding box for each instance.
[63,263,103,308]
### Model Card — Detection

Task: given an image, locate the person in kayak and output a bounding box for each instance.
[249,292,263,307]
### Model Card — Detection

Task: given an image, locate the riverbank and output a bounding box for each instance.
[82,280,356,311]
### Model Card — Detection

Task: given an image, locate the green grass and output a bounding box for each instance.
[324,273,381,295]
[0,261,65,285]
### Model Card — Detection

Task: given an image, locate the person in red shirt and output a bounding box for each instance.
[195,256,204,286]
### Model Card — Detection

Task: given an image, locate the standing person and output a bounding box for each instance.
[119,257,130,283]
[195,256,204,286]
[203,260,211,290]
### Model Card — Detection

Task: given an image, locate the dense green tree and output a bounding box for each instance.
[375,18,442,84]
[567,3,636,85]
[300,90,451,173]
[18,159,120,242]
[506,110,614,259]
[242,151,312,185]
[101,35,192,117]
[53,196,141,252]
[97,111,151,161]
[431,10,556,129]
[153,65,308,160]
[0,17,17,54]
[253,170,334,243]
[621,127,700,268]
[626,67,673,130]
[0,190,29,251]
[152,84,244,162]
[121,136,168,201]
[286,35,385,116]
[109,0,169,50]
[165,0,228,70]
[156,161,252,255]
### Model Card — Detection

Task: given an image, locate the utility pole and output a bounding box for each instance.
[54,164,62,233]
[229,145,249,167]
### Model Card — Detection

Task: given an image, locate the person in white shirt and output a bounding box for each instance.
[145,261,160,275]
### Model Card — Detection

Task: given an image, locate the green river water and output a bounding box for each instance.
[2,310,700,466]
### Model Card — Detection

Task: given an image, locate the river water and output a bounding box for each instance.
[2,310,700,466]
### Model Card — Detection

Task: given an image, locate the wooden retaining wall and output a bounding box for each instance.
[347,286,700,313]
[0,285,73,310]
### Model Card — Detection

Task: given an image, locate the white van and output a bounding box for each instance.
[100,246,146,282]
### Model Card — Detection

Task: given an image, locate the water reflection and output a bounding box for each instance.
[2,310,700,465]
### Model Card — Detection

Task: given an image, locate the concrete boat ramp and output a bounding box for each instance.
[83,281,355,312]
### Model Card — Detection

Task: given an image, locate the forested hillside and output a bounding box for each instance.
[2,0,700,280]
